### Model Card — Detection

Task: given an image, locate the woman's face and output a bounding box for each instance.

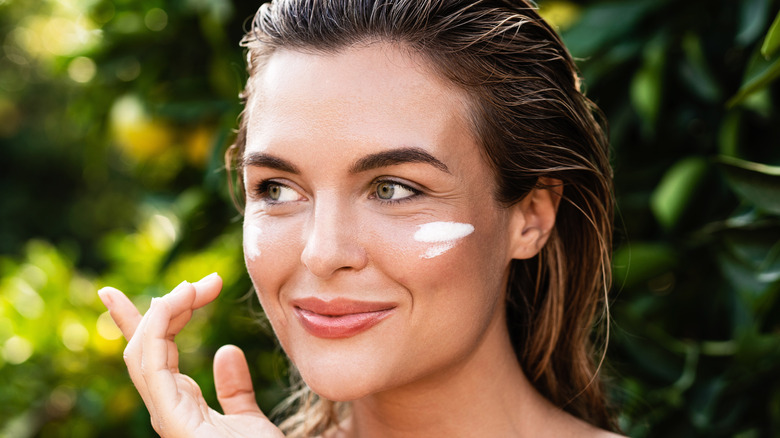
[242,43,519,401]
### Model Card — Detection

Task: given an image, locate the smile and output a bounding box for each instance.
[291,297,396,339]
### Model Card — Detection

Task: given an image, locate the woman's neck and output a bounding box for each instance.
[334,312,584,438]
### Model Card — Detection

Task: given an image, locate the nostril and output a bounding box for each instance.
[301,221,368,278]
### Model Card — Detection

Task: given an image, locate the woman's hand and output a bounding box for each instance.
[98,273,285,438]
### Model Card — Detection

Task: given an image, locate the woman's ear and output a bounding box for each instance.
[508,177,563,260]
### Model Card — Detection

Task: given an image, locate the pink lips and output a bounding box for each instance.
[291,297,396,339]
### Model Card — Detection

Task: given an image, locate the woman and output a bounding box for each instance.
[99,0,619,436]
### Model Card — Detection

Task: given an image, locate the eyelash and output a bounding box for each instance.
[250,179,422,205]
[369,179,422,205]
[252,180,293,204]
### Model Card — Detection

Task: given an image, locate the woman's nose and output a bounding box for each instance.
[300,196,368,278]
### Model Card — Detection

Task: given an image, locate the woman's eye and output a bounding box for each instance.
[374,181,418,202]
[256,181,302,203]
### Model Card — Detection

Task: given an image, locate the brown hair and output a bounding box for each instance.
[226,0,615,435]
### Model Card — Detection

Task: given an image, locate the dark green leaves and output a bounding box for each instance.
[761,10,780,58]
[718,156,780,215]
[729,9,780,106]
[651,157,710,229]
[563,0,780,434]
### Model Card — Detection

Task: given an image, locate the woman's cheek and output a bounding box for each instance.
[244,212,305,343]
[365,218,477,281]
[243,221,263,262]
[412,221,475,259]
[243,211,304,291]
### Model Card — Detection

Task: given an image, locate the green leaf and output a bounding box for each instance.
[736,0,772,46]
[720,225,780,270]
[651,157,709,229]
[718,111,742,156]
[717,225,780,317]
[761,10,780,58]
[561,0,659,57]
[680,33,722,102]
[718,156,780,215]
[631,36,666,133]
[727,47,780,107]
[613,242,677,289]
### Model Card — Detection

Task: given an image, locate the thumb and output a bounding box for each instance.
[214,345,266,418]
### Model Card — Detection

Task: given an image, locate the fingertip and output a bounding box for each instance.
[217,343,241,353]
[192,273,223,309]
[194,272,223,291]
[98,286,133,308]
[99,287,142,342]
[159,281,196,310]
[214,343,263,418]
[214,344,251,378]
[97,287,114,308]
[215,344,244,362]
[197,272,221,284]
[170,280,192,295]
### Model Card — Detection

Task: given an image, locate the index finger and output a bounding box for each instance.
[98,286,143,341]
[98,273,223,342]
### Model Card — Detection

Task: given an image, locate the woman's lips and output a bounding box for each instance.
[291,297,396,339]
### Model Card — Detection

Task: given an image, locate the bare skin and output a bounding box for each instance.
[98,246,619,438]
[99,276,284,438]
[329,288,617,438]
[99,43,623,438]
[99,274,619,438]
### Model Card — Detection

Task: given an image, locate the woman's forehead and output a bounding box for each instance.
[256,44,464,112]
[243,44,477,161]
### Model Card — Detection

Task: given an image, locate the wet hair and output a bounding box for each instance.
[226,0,615,435]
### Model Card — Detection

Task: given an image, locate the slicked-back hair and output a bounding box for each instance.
[226,1,616,435]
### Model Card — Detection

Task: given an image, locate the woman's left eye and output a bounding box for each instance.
[372,181,419,202]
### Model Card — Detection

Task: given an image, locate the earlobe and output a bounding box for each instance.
[508,178,563,260]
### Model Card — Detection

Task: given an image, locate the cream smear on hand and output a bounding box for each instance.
[414,221,475,259]
[243,222,263,261]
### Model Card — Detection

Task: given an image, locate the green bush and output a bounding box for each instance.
[549,0,780,435]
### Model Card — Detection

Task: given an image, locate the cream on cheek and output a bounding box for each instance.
[413,221,475,259]
[242,210,263,261]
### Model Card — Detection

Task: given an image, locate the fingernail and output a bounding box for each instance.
[196,272,219,284]
[171,280,190,295]
[97,288,112,307]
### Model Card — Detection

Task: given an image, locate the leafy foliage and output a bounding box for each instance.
[0,0,778,436]
[0,1,286,436]
[547,0,780,435]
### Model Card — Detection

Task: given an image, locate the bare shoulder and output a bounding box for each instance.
[594,430,627,438]
[574,421,627,438]
[532,396,626,438]
[563,413,627,438]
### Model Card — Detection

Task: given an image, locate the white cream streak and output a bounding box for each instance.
[414,222,475,259]
[243,223,263,261]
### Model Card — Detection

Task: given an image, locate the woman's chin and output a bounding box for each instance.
[297,362,400,402]
[298,366,385,402]
[313,388,366,403]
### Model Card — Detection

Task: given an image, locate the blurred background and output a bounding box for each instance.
[0,0,778,436]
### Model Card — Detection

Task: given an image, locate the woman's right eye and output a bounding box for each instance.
[254,181,303,203]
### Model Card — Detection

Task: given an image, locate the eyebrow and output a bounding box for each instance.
[242,147,450,175]
[242,152,300,174]
[349,147,450,174]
